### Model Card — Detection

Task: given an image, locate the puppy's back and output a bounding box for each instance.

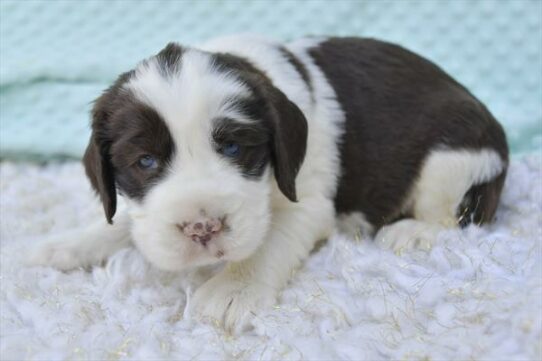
[307,37,508,228]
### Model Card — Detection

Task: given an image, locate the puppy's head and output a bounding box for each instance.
[83,43,307,271]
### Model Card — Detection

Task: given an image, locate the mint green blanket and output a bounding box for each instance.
[1,0,541,160]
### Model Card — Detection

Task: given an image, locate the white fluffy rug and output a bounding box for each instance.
[1,155,541,360]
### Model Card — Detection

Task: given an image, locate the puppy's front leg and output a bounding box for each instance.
[191,196,335,333]
[27,210,132,271]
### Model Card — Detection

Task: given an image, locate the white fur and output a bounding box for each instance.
[411,148,504,224]
[376,148,505,252]
[190,195,335,332]
[189,36,342,330]
[202,35,344,203]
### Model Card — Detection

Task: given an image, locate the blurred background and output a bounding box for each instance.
[0,0,541,161]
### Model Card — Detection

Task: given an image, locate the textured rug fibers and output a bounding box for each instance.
[0,155,541,360]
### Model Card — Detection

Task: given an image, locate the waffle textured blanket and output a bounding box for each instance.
[1,0,541,160]
[0,155,540,360]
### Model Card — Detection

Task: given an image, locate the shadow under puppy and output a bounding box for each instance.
[29,35,508,332]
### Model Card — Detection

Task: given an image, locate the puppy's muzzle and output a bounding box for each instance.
[176,216,225,246]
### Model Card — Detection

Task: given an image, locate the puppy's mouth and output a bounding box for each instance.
[187,234,228,261]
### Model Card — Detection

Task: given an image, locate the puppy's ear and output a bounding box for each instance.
[267,88,308,202]
[83,98,117,224]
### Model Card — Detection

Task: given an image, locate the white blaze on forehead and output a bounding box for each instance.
[125,49,252,144]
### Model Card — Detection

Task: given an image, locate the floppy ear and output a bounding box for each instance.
[267,88,308,202]
[83,103,117,224]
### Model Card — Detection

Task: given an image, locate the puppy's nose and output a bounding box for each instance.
[176,217,224,246]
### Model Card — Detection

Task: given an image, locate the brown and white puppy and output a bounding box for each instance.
[29,35,508,332]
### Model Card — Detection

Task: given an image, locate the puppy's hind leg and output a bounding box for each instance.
[26,210,132,271]
[376,148,506,252]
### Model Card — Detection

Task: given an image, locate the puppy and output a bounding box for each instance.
[29,35,508,332]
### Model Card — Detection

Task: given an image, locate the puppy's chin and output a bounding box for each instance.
[126,191,272,272]
[129,217,271,272]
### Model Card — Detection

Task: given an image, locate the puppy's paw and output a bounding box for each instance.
[190,267,276,333]
[375,219,444,254]
[26,237,93,271]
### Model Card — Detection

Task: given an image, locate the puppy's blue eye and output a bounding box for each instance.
[138,155,158,169]
[222,143,240,157]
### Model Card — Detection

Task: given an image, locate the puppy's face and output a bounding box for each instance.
[83,44,307,271]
